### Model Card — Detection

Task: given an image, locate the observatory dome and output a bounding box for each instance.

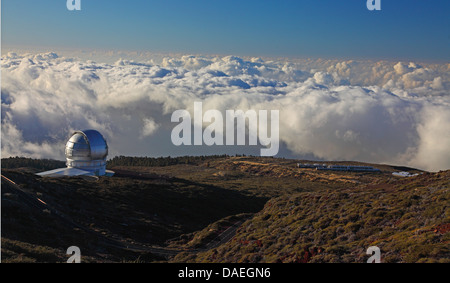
[65,130,108,176]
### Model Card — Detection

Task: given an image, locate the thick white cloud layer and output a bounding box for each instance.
[1,52,449,171]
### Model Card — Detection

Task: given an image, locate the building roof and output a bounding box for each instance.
[36,167,95,177]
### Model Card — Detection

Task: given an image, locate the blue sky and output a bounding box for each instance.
[2,0,450,60]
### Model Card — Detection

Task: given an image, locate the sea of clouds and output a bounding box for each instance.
[1,51,449,171]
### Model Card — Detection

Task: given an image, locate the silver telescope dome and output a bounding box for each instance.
[65,130,108,176]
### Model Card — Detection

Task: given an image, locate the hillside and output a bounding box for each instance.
[172,170,450,263]
[1,156,449,263]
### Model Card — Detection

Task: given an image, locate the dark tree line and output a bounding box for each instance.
[2,154,248,171]
[107,155,231,168]
[1,157,65,171]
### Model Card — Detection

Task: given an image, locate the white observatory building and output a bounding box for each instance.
[37,130,114,178]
